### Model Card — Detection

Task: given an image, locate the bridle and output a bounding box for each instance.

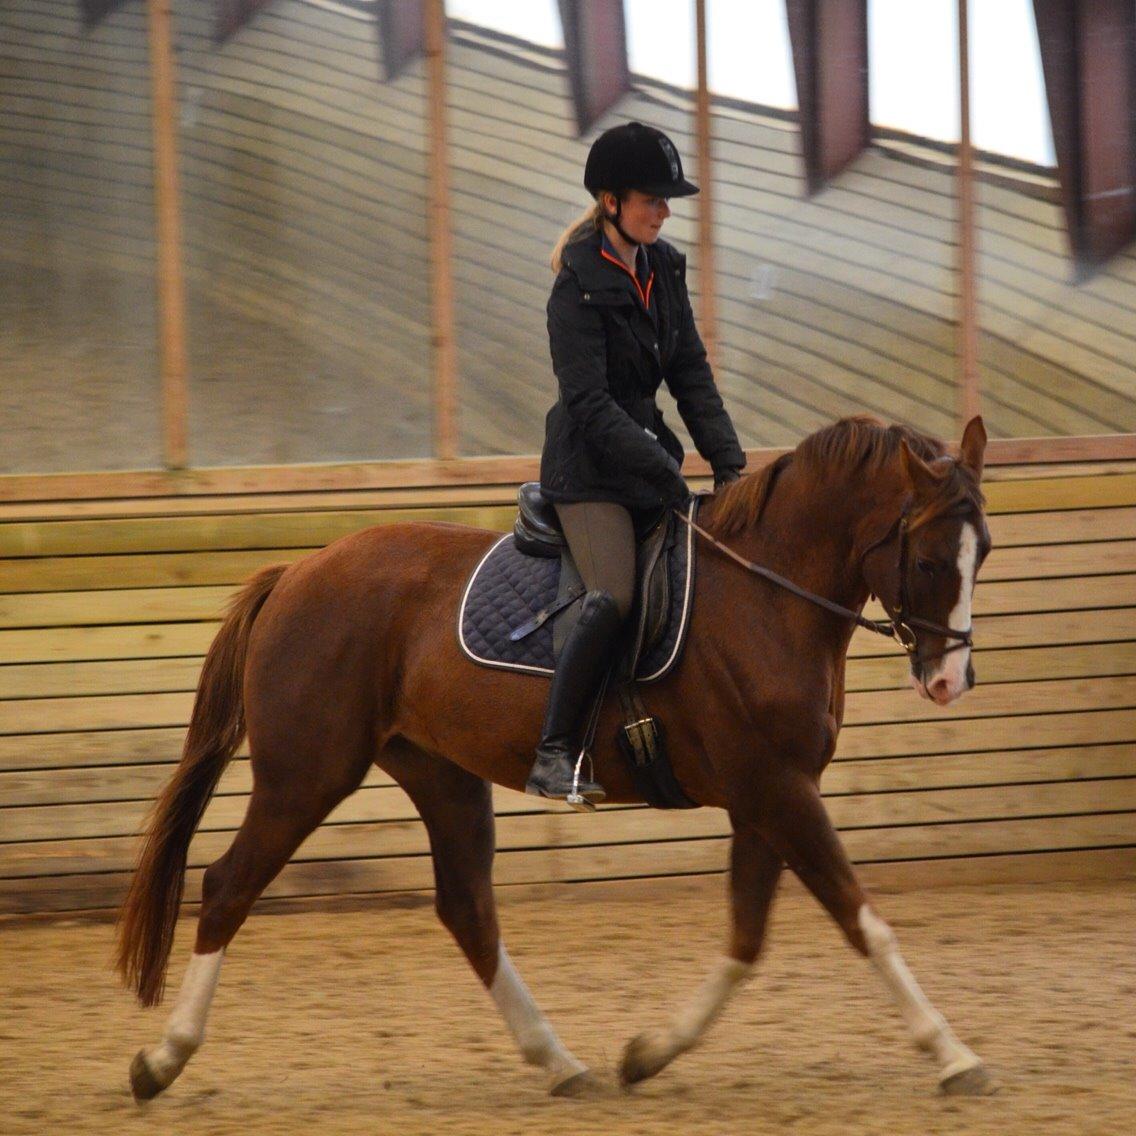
[677,502,974,661]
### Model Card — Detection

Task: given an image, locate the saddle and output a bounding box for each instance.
[511,483,673,663]
[457,484,699,809]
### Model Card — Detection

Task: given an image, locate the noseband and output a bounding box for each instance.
[856,507,974,660]
[678,504,974,660]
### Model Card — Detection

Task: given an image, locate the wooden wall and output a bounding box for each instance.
[3,0,1135,476]
[1,471,1133,915]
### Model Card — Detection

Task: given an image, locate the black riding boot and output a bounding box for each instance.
[525,589,622,806]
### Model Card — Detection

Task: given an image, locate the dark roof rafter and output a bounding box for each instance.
[379,0,426,81]
[786,0,870,194]
[1033,0,1136,275]
[558,0,631,136]
[79,0,127,27]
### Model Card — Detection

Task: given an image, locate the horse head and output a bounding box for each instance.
[862,417,991,706]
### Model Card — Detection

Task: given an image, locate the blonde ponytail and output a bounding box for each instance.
[550,199,605,273]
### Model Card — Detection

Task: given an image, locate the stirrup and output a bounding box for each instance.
[565,750,599,813]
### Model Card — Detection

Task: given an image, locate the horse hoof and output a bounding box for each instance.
[550,1069,611,1099]
[619,1032,672,1087]
[130,1050,168,1102]
[940,1062,997,1096]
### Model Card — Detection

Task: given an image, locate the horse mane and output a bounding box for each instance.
[711,416,984,536]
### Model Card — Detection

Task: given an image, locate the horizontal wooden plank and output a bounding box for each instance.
[850,641,1136,690]
[0,548,315,593]
[835,707,1135,757]
[4,778,1135,885]
[1,569,1132,633]
[4,734,1133,816]
[4,637,1131,701]
[981,540,1136,580]
[7,522,1120,596]
[0,691,194,735]
[1,605,1128,670]
[0,497,1133,564]
[824,743,1136,793]
[841,674,1135,728]
[988,507,1136,546]
[0,507,503,558]
[5,761,1133,847]
[0,727,188,772]
[2,812,1132,914]
[0,622,220,664]
[0,656,203,699]
[0,587,232,629]
[850,608,1133,656]
[2,660,1132,739]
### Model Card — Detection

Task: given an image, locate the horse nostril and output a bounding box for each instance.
[928,676,950,701]
[966,661,976,688]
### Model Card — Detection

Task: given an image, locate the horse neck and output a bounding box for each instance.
[703,459,908,641]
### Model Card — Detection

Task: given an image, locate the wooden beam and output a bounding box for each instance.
[694,0,718,370]
[786,0,870,193]
[213,0,273,44]
[379,0,426,81]
[146,0,189,470]
[1033,0,1136,274]
[425,0,457,461]
[557,0,631,135]
[957,0,980,426]
[0,439,1133,505]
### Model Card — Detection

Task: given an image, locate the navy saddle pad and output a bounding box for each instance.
[458,499,697,681]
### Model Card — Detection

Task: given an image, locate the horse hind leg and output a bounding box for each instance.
[384,740,602,1097]
[130,759,368,1101]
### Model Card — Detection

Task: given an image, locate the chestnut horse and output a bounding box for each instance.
[118,415,992,1101]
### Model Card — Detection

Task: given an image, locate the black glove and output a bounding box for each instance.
[713,467,742,491]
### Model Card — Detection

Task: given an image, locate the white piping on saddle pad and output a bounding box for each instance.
[457,533,553,676]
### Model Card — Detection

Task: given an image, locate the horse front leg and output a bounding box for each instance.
[621,824,782,1085]
[762,771,992,1095]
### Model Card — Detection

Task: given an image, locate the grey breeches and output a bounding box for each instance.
[553,501,636,622]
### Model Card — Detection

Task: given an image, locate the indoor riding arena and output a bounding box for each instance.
[2,3,1133,1135]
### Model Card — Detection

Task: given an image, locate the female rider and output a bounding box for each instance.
[525,121,746,806]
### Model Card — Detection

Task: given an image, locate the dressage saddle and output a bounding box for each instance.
[510,483,697,810]
[511,482,673,665]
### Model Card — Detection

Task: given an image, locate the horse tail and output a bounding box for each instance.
[116,563,288,1007]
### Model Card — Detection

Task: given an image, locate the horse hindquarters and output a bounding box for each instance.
[125,557,383,1100]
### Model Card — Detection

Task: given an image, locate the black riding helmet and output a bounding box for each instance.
[584,122,699,199]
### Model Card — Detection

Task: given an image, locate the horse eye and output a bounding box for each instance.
[916,557,937,577]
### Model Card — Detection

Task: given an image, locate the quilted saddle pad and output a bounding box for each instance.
[458,500,697,682]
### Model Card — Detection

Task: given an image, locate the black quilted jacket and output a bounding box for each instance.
[538,230,746,510]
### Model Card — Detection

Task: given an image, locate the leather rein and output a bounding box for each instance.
[676,504,974,661]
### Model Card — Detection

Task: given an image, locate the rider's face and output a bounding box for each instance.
[604,190,671,244]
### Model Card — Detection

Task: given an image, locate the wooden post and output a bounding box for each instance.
[694,0,718,371]
[146,0,188,469]
[426,0,458,461]
[957,0,981,426]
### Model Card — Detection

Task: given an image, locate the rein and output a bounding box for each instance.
[676,506,974,659]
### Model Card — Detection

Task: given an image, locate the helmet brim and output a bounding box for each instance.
[635,178,700,198]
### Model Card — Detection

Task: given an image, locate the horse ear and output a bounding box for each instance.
[899,438,942,497]
[959,415,987,480]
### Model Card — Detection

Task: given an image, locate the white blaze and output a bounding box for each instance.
[926,522,978,699]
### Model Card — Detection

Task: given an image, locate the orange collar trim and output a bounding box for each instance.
[600,248,655,310]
